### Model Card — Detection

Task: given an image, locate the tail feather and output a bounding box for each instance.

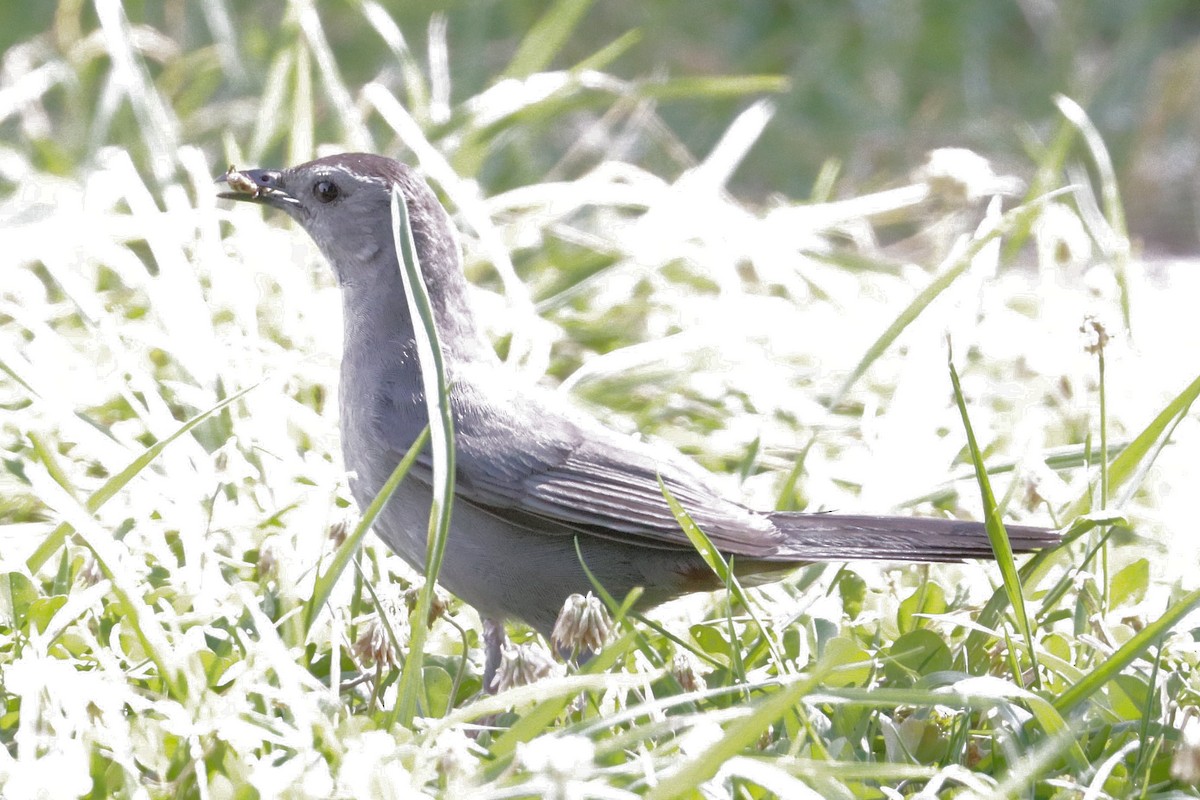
[763,513,1058,563]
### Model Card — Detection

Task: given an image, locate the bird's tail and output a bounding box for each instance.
[763,512,1058,562]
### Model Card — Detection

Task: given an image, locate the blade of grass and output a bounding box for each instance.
[361,0,430,120]
[947,342,1038,684]
[26,382,262,573]
[248,47,294,161]
[774,433,815,511]
[27,432,76,501]
[575,536,642,625]
[658,476,785,672]
[658,477,740,601]
[638,75,790,100]
[502,0,594,79]
[353,558,406,714]
[295,0,372,151]
[1091,324,1111,610]
[571,29,642,73]
[1002,112,1078,262]
[28,465,185,701]
[0,355,36,396]
[572,539,668,683]
[828,191,1064,411]
[388,183,457,729]
[1055,95,1131,331]
[643,671,823,800]
[990,726,1090,799]
[1063,370,1200,520]
[487,627,639,763]
[966,372,1200,667]
[1023,691,1089,771]
[896,440,1129,511]
[365,83,541,373]
[963,549,1057,676]
[289,39,313,166]
[570,539,704,704]
[432,672,652,739]
[1131,644,1166,786]
[301,426,429,635]
[457,73,788,173]
[1052,586,1200,715]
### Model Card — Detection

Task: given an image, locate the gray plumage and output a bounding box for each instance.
[218,154,1057,671]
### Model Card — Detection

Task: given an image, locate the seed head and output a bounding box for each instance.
[493,641,559,692]
[551,592,612,655]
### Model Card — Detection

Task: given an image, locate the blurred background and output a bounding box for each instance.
[3,0,1199,252]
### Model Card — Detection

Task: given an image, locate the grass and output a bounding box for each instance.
[3,2,1200,798]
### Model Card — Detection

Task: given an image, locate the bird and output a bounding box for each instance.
[217,153,1058,688]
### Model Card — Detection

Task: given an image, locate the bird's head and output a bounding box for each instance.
[217,153,460,290]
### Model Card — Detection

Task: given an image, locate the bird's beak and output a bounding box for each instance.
[215,166,298,210]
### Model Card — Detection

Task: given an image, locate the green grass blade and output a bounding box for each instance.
[433,673,650,743]
[990,727,1090,799]
[301,426,429,635]
[829,194,1060,411]
[963,546,1060,674]
[1052,586,1200,715]
[28,431,76,501]
[571,29,642,73]
[295,0,372,151]
[659,475,731,585]
[248,47,294,161]
[388,183,457,728]
[290,40,314,165]
[1001,116,1077,262]
[502,0,594,79]
[487,627,638,762]
[574,536,622,614]
[947,344,1037,679]
[1055,95,1130,330]
[0,354,37,396]
[658,476,785,674]
[29,467,186,701]
[638,75,790,100]
[967,372,1200,667]
[1064,371,1200,520]
[1022,693,1089,771]
[360,0,431,120]
[26,382,262,574]
[643,672,821,800]
[574,538,646,636]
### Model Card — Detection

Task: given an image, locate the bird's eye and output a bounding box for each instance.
[313,180,340,203]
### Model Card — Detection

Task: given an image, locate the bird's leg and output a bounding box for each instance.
[482,617,506,693]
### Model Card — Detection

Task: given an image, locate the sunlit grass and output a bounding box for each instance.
[2,2,1200,798]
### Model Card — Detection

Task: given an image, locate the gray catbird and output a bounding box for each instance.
[218,153,1057,685]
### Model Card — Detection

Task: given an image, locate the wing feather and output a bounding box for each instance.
[395,370,784,556]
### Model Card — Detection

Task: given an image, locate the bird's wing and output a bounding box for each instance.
[381,367,1056,563]
[401,370,785,557]
[460,433,783,556]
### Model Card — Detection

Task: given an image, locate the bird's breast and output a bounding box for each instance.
[339,344,425,482]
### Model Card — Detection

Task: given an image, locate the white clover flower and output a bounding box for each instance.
[551,592,612,655]
[493,641,561,692]
[913,148,1023,204]
[352,616,398,670]
[1172,713,1200,785]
